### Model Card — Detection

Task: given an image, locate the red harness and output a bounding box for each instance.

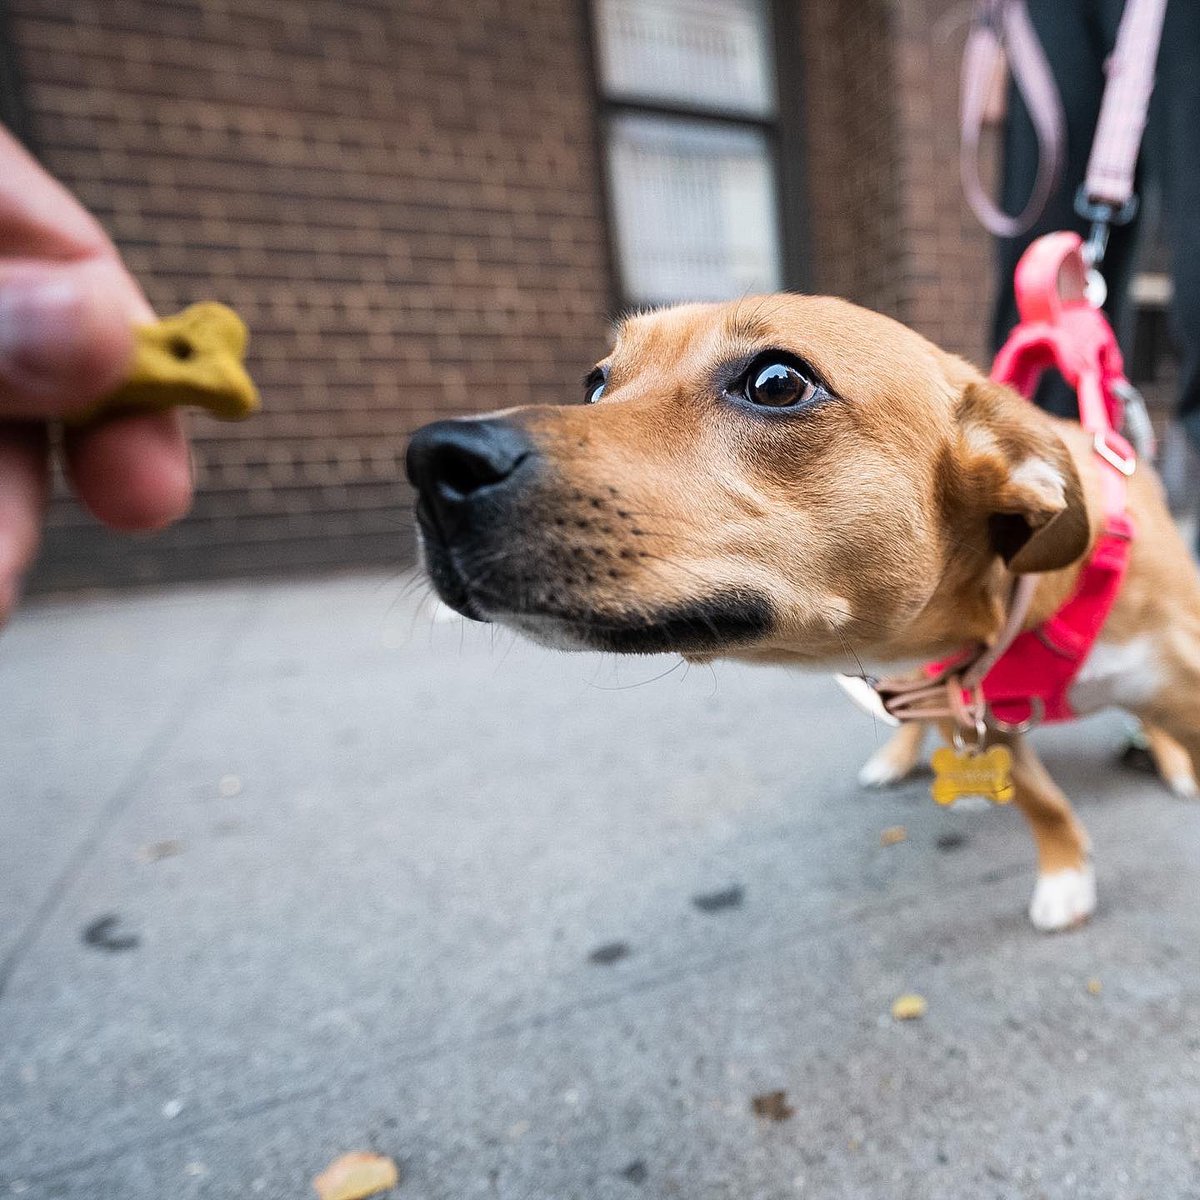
[928,232,1136,727]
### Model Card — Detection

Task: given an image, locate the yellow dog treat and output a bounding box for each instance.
[70,301,259,425]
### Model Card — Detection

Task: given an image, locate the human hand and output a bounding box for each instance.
[0,125,192,620]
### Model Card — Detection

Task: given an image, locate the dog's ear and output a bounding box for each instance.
[951,381,1091,574]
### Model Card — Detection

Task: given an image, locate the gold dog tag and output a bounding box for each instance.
[930,744,1015,807]
[70,302,259,425]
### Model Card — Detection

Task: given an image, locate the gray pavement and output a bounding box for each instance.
[1,573,1199,1200]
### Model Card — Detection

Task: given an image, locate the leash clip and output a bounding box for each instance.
[1074,187,1138,293]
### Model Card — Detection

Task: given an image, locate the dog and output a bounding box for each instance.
[406,295,1200,932]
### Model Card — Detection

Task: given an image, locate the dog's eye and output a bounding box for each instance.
[744,361,818,409]
[583,369,606,404]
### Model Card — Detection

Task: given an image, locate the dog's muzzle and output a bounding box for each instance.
[406,414,775,654]
[406,417,535,540]
[405,417,537,618]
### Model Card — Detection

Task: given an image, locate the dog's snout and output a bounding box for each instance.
[406,419,534,511]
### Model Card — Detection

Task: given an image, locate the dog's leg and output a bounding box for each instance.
[1136,716,1200,808]
[1144,723,1199,798]
[1008,734,1096,931]
[858,721,927,788]
[939,723,1095,931]
[1132,646,1200,801]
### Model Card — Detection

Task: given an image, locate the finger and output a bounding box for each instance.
[0,125,118,259]
[63,408,192,533]
[0,421,49,623]
[0,257,154,419]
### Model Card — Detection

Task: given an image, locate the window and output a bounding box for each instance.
[591,0,793,307]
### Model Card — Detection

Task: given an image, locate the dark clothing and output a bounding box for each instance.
[995,0,1200,449]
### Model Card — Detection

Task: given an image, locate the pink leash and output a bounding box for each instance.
[961,0,1167,243]
[960,0,1065,238]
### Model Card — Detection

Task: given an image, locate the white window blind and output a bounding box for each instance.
[593,0,784,306]
[594,0,775,117]
[606,113,782,306]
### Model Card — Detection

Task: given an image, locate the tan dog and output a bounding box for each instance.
[407,296,1200,932]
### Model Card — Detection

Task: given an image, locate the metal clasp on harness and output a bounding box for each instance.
[1094,430,1137,477]
[1111,378,1157,461]
[988,696,1045,736]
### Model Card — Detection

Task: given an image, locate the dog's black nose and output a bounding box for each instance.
[406,419,534,527]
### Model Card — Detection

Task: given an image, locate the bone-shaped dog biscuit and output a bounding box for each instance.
[70,302,259,425]
[930,744,1015,807]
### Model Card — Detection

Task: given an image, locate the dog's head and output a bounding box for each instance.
[407,296,1089,664]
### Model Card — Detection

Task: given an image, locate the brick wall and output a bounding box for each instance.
[11,0,997,591]
[891,0,994,364]
[15,0,614,589]
[792,0,907,321]
[796,0,993,366]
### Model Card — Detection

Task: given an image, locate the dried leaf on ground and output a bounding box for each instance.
[891,993,928,1021]
[1087,978,1103,996]
[880,826,908,846]
[313,1151,399,1200]
[751,1090,795,1122]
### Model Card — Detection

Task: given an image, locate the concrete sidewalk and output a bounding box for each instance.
[2,574,1199,1200]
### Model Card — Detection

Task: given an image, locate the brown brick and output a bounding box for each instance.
[16,0,614,586]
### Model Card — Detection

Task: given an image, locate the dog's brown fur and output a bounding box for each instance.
[411,295,1200,930]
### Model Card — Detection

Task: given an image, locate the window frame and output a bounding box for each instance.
[581,0,810,313]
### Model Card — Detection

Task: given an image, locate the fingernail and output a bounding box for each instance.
[0,278,84,392]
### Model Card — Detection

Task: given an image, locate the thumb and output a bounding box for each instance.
[0,258,151,419]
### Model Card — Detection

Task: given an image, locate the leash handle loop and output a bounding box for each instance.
[960,0,1065,238]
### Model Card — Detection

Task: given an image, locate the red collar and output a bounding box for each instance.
[845,233,1136,732]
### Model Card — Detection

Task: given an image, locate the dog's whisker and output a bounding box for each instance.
[585,656,687,691]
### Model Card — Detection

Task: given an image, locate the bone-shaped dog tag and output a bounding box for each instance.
[70,302,259,425]
[930,745,1015,807]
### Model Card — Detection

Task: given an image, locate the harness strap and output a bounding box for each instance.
[838,233,1137,736]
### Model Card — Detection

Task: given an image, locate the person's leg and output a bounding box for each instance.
[1148,0,1200,456]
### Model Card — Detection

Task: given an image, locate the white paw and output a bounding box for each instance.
[1028,863,1096,932]
[1165,771,1200,800]
[858,746,916,789]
